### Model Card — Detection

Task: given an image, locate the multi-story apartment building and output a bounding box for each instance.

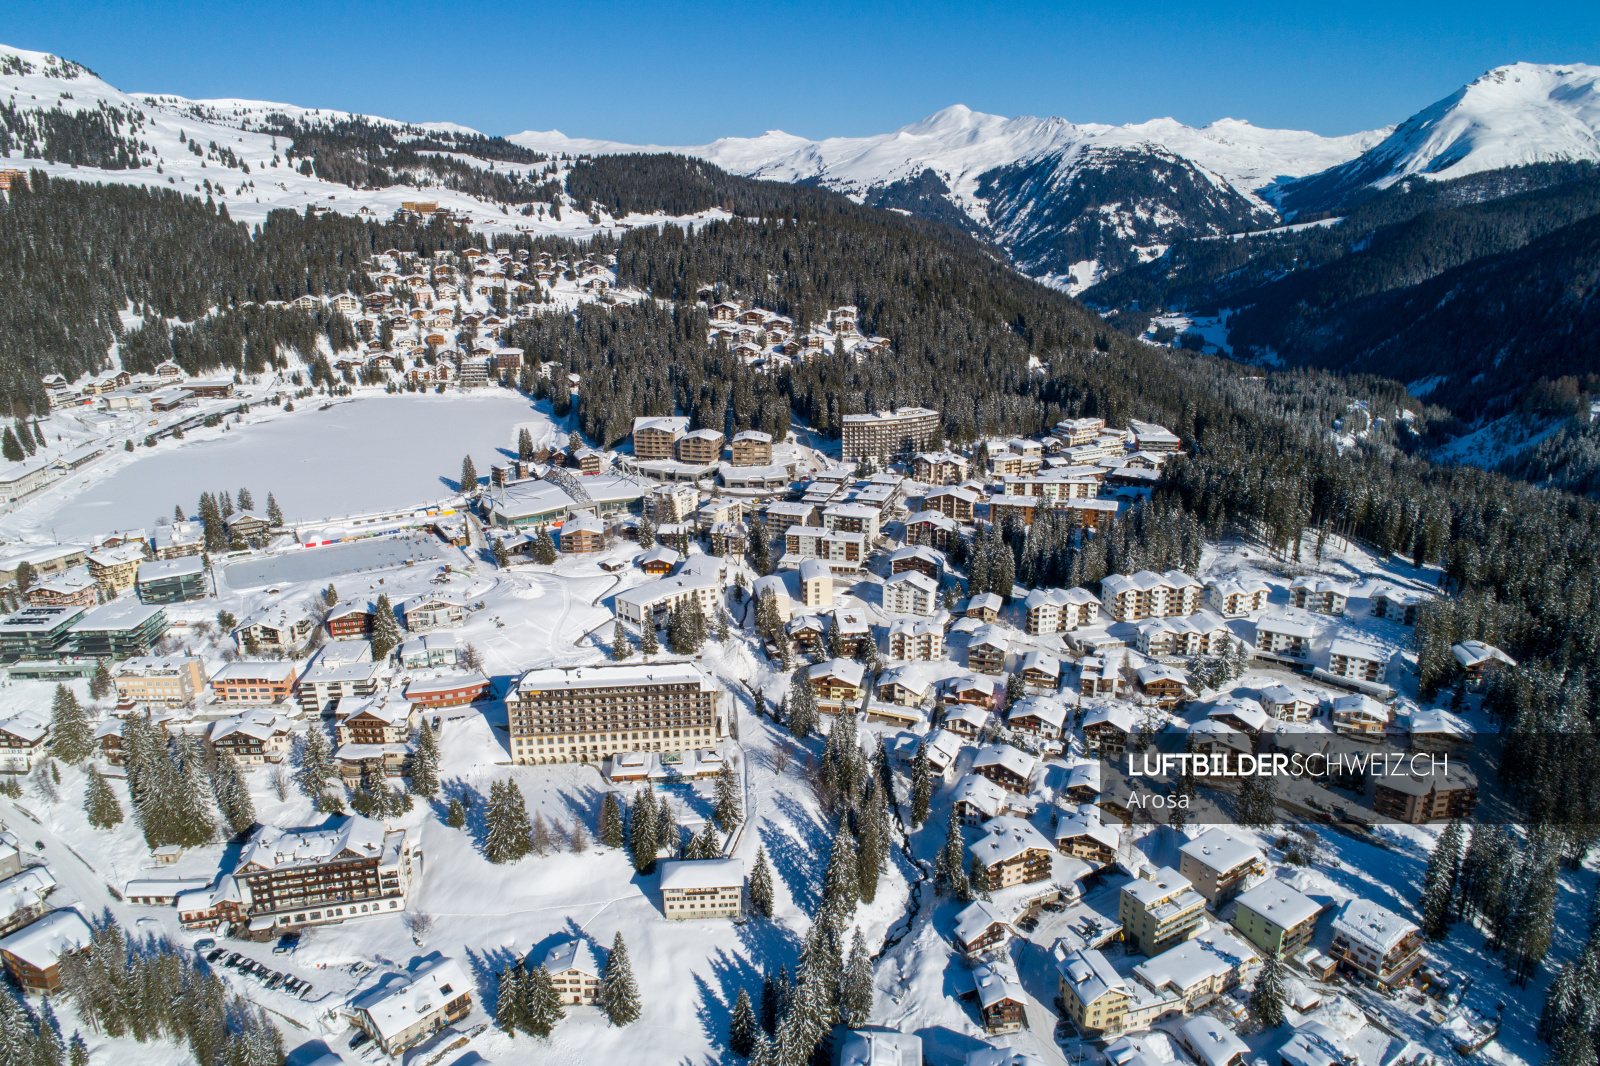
[135,556,207,604]
[1326,639,1388,683]
[1288,576,1351,615]
[659,858,745,919]
[1372,767,1479,823]
[783,527,865,574]
[822,502,881,541]
[537,939,602,1005]
[887,618,944,661]
[1052,416,1106,447]
[966,625,1010,675]
[69,601,167,659]
[1369,586,1428,625]
[921,487,978,523]
[26,570,98,609]
[1255,615,1315,660]
[729,430,773,467]
[1058,948,1177,1038]
[675,429,725,465]
[210,661,298,704]
[508,662,723,764]
[112,655,205,706]
[1023,587,1101,635]
[350,957,471,1057]
[1204,579,1271,617]
[86,543,145,596]
[1233,882,1322,957]
[0,605,85,661]
[912,451,967,485]
[1177,829,1265,903]
[222,818,415,932]
[1133,611,1233,659]
[840,407,940,463]
[631,415,690,461]
[882,570,939,615]
[1099,570,1205,622]
[1118,866,1206,957]
[1329,898,1424,987]
[614,572,720,627]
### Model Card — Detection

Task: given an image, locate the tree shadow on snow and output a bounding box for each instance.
[760,794,832,915]
[463,943,522,1016]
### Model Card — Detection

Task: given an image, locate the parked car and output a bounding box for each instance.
[194,938,216,953]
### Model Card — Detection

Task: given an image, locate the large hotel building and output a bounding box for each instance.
[508,662,725,765]
[841,407,940,463]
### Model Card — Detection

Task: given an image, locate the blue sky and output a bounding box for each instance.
[8,1,1597,143]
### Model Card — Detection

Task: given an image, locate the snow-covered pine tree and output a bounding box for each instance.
[460,454,479,493]
[266,493,284,527]
[446,796,466,829]
[611,619,633,660]
[49,684,93,765]
[88,660,113,701]
[713,764,741,831]
[729,986,759,1056]
[371,593,402,661]
[1550,1025,1599,1066]
[839,928,873,1029]
[170,735,216,846]
[521,963,565,1037]
[855,783,886,904]
[637,515,656,549]
[787,673,818,739]
[83,766,123,829]
[296,725,337,800]
[1251,950,1287,1028]
[656,794,681,856]
[237,487,254,512]
[600,793,626,848]
[210,751,256,835]
[492,538,511,569]
[968,855,993,901]
[749,845,775,918]
[910,741,932,827]
[496,966,524,1036]
[518,428,535,462]
[1506,854,1560,986]
[1421,819,1465,939]
[628,786,659,873]
[822,821,860,911]
[601,932,640,1026]
[410,720,440,797]
[484,780,534,863]
[640,620,659,656]
[532,529,558,565]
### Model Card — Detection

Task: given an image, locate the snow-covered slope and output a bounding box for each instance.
[1279,62,1600,214]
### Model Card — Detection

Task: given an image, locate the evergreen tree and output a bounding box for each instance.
[600,793,626,848]
[210,750,256,835]
[1550,1025,1599,1066]
[1,427,23,462]
[237,487,254,512]
[266,493,284,527]
[1421,820,1465,939]
[641,619,660,655]
[749,844,775,918]
[370,593,401,660]
[296,726,337,801]
[83,766,123,829]
[713,764,741,831]
[637,515,656,549]
[518,427,535,461]
[656,794,680,856]
[446,796,466,829]
[840,928,874,1029]
[49,684,94,765]
[934,815,971,900]
[68,1032,88,1066]
[629,785,660,873]
[787,672,819,739]
[729,986,759,1057]
[611,619,633,660]
[88,660,113,701]
[496,967,524,1037]
[910,741,932,827]
[601,932,640,1026]
[760,971,781,1034]
[492,538,511,569]
[521,963,566,1038]
[1237,770,1277,826]
[1252,951,1287,1028]
[822,821,860,910]
[532,529,558,565]
[1507,855,1560,986]
[485,779,535,863]
[531,812,553,856]
[460,454,479,493]
[35,998,64,1066]
[969,855,993,901]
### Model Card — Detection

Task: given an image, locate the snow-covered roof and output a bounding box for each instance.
[1332,897,1419,955]
[658,858,745,891]
[1019,650,1061,678]
[1235,881,1322,930]
[354,957,471,1042]
[211,660,297,683]
[237,816,396,873]
[885,569,938,593]
[136,555,204,581]
[1134,923,1259,993]
[970,955,1026,1010]
[970,816,1053,866]
[808,657,865,687]
[1122,866,1196,908]
[540,938,602,977]
[839,1030,924,1066]
[1180,1016,1250,1066]
[1055,804,1119,852]
[1451,639,1516,669]
[1289,575,1352,596]
[1082,703,1139,733]
[516,661,716,696]
[1008,696,1066,728]
[0,908,91,969]
[972,744,1036,782]
[954,899,1013,945]
[1256,614,1317,639]
[1279,1021,1359,1066]
[1327,638,1385,662]
[953,774,1010,819]
[1057,946,1127,1005]
[0,866,56,923]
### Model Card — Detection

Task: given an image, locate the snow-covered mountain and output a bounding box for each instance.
[514,106,1390,289]
[1278,63,1600,214]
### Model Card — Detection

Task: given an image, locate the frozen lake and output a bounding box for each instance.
[33,391,564,539]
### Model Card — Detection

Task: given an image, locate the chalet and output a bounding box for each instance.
[889,544,945,582]
[953,900,1013,958]
[953,773,1013,826]
[1055,805,1119,864]
[0,908,92,994]
[0,711,49,773]
[875,667,932,708]
[1204,579,1271,617]
[913,451,968,485]
[969,816,1053,887]
[1331,694,1389,741]
[944,704,990,740]
[1136,664,1188,707]
[1259,684,1317,722]
[326,600,377,638]
[944,674,998,710]
[236,609,316,652]
[26,569,98,609]
[971,744,1036,793]
[1007,696,1067,739]
[1452,640,1516,688]
[1019,651,1062,692]
[1064,762,1102,804]
[965,956,1027,1034]
[225,510,271,542]
[966,592,1003,623]
[1082,704,1139,758]
[638,545,681,575]
[402,595,466,632]
[209,713,295,766]
[0,867,58,939]
[966,625,1010,675]
[1208,696,1268,734]
[349,958,471,1058]
[1078,652,1131,699]
[538,939,603,1006]
[807,658,866,710]
[831,609,873,656]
